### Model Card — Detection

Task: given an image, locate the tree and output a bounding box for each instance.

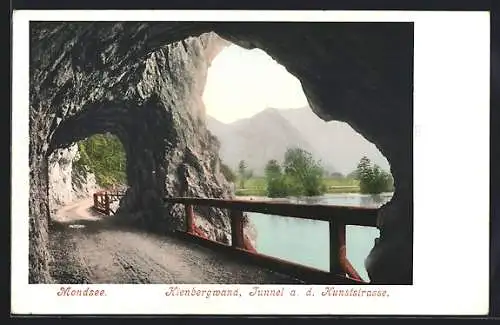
[264,148,327,198]
[220,163,236,183]
[355,156,393,194]
[346,169,360,180]
[283,148,326,196]
[237,160,252,189]
[283,148,310,178]
[330,172,344,179]
[264,159,289,198]
[238,160,247,173]
[237,160,247,188]
[265,159,281,177]
[73,133,127,188]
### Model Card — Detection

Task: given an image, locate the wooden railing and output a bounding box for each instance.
[93,190,126,215]
[163,197,379,285]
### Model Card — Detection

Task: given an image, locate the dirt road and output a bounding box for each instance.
[48,198,301,284]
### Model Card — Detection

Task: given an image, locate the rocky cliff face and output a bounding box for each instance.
[47,144,100,214]
[30,24,233,283]
[29,22,413,285]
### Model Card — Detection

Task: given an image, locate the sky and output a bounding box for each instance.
[202,44,309,124]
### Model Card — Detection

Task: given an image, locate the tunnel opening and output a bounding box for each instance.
[30,22,413,285]
[74,133,128,190]
[201,41,395,281]
[47,132,129,221]
[203,42,394,196]
[44,96,178,235]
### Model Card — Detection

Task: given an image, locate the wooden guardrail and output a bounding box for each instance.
[93,190,126,215]
[163,197,379,284]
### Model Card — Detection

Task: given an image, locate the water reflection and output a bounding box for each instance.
[249,212,330,271]
[283,193,392,208]
[346,225,380,281]
[289,196,323,205]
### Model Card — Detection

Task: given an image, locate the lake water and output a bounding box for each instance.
[246,193,393,282]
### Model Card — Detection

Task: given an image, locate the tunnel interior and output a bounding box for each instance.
[30,22,413,285]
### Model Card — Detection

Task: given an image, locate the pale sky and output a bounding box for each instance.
[202,44,309,124]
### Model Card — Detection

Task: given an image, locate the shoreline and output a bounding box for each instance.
[234,192,394,201]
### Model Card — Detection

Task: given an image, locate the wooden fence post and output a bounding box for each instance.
[230,210,245,249]
[329,220,344,275]
[336,222,363,281]
[104,193,110,215]
[93,193,98,209]
[185,205,194,233]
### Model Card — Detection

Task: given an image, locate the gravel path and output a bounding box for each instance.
[48,198,302,284]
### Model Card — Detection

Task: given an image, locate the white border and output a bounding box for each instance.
[12,10,490,315]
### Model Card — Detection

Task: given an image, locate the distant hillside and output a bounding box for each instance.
[206,106,390,176]
[206,108,335,176]
[277,106,390,174]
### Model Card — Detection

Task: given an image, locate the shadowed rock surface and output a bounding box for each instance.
[30,22,413,284]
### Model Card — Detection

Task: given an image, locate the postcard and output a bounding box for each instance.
[11,9,490,315]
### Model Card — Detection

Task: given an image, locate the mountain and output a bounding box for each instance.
[206,108,336,176]
[206,106,390,176]
[277,106,390,174]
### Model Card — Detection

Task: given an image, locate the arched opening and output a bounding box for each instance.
[48,132,128,222]
[45,98,178,231]
[29,22,413,285]
[202,42,395,281]
[75,133,127,190]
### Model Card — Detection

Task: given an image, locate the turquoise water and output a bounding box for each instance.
[246,193,393,282]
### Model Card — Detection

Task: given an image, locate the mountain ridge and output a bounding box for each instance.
[206,106,389,176]
[206,107,333,176]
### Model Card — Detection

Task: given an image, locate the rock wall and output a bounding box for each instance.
[47,144,100,214]
[29,22,413,284]
[30,24,234,282]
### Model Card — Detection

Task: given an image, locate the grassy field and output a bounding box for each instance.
[234,177,267,196]
[235,177,360,196]
[323,177,360,193]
